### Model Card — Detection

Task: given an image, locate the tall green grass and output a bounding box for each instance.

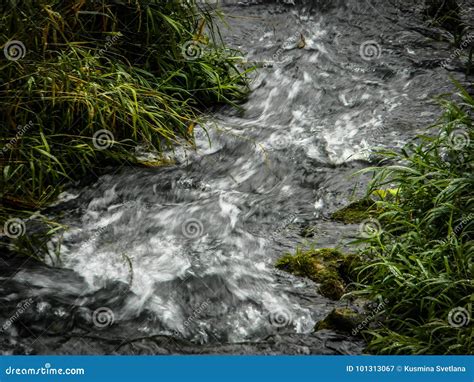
[351,82,473,354]
[0,0,250,253]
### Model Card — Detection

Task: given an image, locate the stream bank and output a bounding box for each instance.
[1,0,472,355]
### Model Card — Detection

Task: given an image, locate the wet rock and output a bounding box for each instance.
[318,278,345,301]
[73,307,93,328]
[314,308,362,334]
[18,300,74,335]
[0,338,35,355]
[331,198,376,224]
[275,248,360,300]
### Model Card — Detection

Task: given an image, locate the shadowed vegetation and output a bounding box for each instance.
[0,0,251,255]
[423,0,469,45]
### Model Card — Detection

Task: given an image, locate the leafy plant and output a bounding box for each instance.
[0,0,251,256]
[350,81,473,354]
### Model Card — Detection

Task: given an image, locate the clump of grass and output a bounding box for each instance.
[0,0,250,255]
[350,81,473,354]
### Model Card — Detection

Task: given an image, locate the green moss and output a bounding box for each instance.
[314,308,362,333]
[318,277,346,301]
[331,198,377,224]
[275,248,357,300]
[0,0,251,260]
[137,159,174,168]
[275,248,341,277]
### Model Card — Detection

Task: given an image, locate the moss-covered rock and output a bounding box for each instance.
[331,198,377,224]
[275,248,361,300]
[318,277,346,301]
[314,307,362,333]
[137,158,174,167]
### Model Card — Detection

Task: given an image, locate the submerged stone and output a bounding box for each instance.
[137,158,173,167]
[275,248,360,300]
[331,198,377,224]
[314,307,362,333]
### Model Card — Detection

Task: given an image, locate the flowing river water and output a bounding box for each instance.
[0,0,470,354]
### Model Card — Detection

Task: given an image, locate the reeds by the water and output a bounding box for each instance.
[351,81,473,354]
[0,0,250,252]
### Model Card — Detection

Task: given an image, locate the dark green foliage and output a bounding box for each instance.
[0,0,251,254]
[351,82,473,354]
[331,198,378,224]
[423,0,468,45]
